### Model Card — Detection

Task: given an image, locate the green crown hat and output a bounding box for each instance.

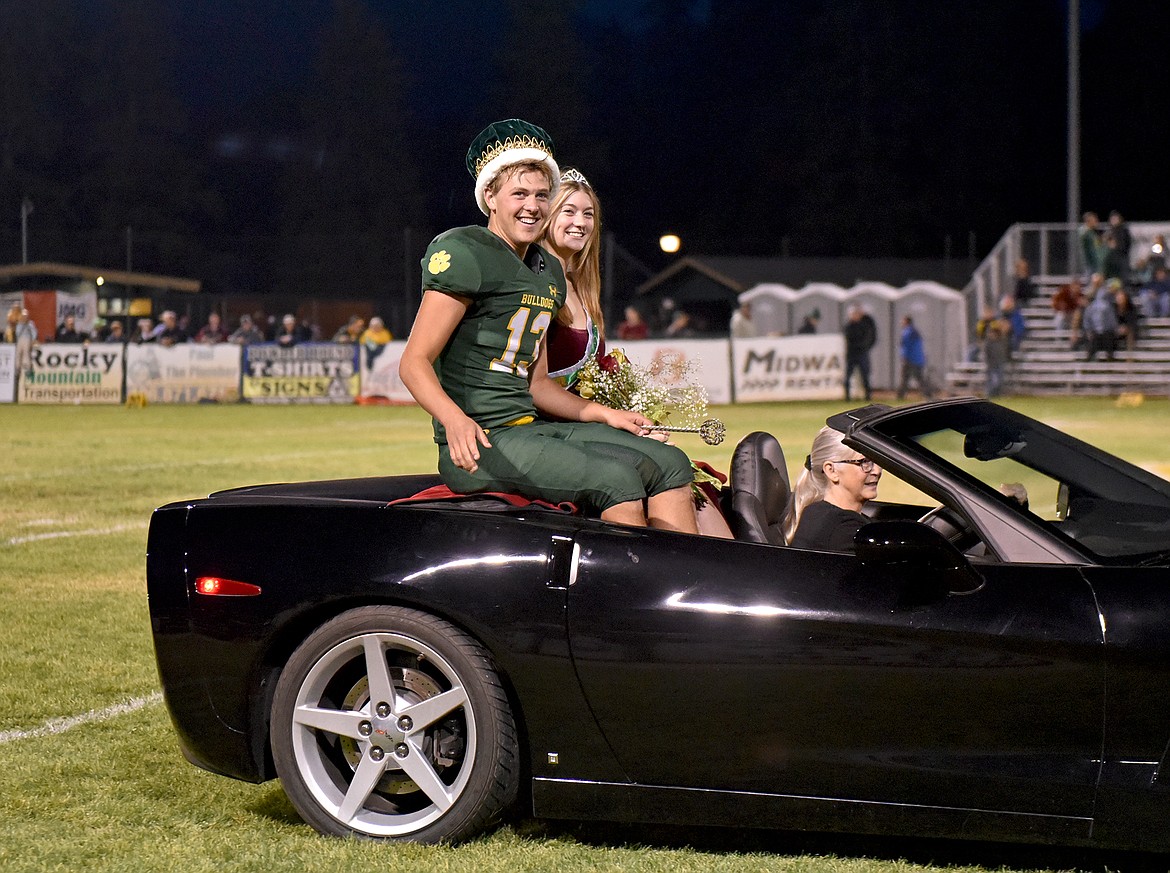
[466,119,559,215]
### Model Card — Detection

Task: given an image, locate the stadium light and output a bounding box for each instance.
[659,234,681,254]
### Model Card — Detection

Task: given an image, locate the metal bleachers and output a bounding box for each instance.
[947,277,1170,396]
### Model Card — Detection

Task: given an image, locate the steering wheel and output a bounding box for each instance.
[918,505,980,552]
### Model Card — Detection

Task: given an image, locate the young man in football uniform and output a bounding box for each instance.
[399,119,697,532]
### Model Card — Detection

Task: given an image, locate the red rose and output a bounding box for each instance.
[598,353,620,374]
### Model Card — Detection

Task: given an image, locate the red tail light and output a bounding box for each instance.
[195,576,262,597]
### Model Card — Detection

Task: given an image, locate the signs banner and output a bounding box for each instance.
[126,343,242,403]
[242,343,358,404]
[360,341,415,403]
[731,334,846,402]
[20,342,124,404]
[614,338,733,405]
[0,344,14,403]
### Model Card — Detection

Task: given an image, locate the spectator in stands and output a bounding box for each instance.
[897,315,934,400]
[1071,273,1104,350]
[1013,258,1036,303]
[998,295,1026,351]
[1079,212,1103,279]
[665,310,697,338]
[360,316,392,365]
[616,306,648,340]
[1101,229,1129,283]
[1051,278,1083,331]
[103,321,125,343]
[5,303,22,341]
[1083,287,1119,362]
[1114,283,1140,353]
[730,301,757,338]
[1136,234,1168,282]
[12,308,37,377]
[130,318,154,343]
[54,315,85,343]
[195,312,229,344]
[155,310,189,347]
[1108,210,1132,264]
[89,318,109,341]
[295,315,318,342]
[229,314,265,345]
[333,315,365,343]
[843,304,877,402]
[1137,266,1170,318]
[970,304,996,361]
[275,314,298,347]
[796,308,820,334]
[982,317,1011,397]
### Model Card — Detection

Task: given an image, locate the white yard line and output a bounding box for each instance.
[0,691,163,744]
[4,521,148,546]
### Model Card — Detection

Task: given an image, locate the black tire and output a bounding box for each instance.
[270,606,519,843]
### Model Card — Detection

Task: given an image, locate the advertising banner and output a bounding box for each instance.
[616,338,733,405]
[242,343,359,404]
[0,344,14,403]
[359,341,415,404]
[19,343,124,404]
[126,343,242,403]
[731,334,846,402]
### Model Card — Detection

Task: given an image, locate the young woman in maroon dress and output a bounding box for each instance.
[540,168,605,389]
[539,169,732,537]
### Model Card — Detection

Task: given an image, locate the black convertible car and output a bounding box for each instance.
[147,397,1170,848]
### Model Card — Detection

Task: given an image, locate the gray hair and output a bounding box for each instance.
[783,426,853,541]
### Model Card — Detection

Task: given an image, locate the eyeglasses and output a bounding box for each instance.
[833,458,877,472]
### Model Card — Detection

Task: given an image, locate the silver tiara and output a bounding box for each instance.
[560,168,590,187]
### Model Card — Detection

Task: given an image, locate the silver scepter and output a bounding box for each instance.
[644,419,726,446]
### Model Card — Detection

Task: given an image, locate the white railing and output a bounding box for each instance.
[965,221,1170,325]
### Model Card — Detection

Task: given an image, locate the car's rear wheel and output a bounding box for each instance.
[271,606,518,843]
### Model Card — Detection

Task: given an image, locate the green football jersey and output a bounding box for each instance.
[421,226,566,443]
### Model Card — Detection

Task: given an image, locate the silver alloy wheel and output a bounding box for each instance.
[288,630,476,837]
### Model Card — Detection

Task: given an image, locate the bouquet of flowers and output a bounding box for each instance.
[575,348,722,506]
[575,348,709,430]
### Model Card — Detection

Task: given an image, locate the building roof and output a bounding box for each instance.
[637,256,972,298]
[0,262,201,293]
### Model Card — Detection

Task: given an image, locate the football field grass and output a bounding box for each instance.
[1,396,1167,873]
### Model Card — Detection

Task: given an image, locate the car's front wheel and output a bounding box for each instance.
[271,606,518,843]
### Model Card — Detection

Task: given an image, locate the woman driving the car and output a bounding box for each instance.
[785,425,883,551]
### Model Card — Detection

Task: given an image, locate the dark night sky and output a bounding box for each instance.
[6,0,1169,299]
[163,0,1160,250]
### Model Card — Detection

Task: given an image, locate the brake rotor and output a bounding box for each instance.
[337,667,442,795]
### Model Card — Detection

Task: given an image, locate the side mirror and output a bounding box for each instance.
[854,520,984,596]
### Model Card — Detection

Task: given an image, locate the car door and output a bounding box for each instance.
[566,526,1104,820]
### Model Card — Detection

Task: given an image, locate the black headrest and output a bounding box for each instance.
[726,431,790,544]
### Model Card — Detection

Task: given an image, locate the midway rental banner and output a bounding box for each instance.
[20,343,124,404]
[126,343,242,403]
[243,343,359,404]
[731,334,846,402]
